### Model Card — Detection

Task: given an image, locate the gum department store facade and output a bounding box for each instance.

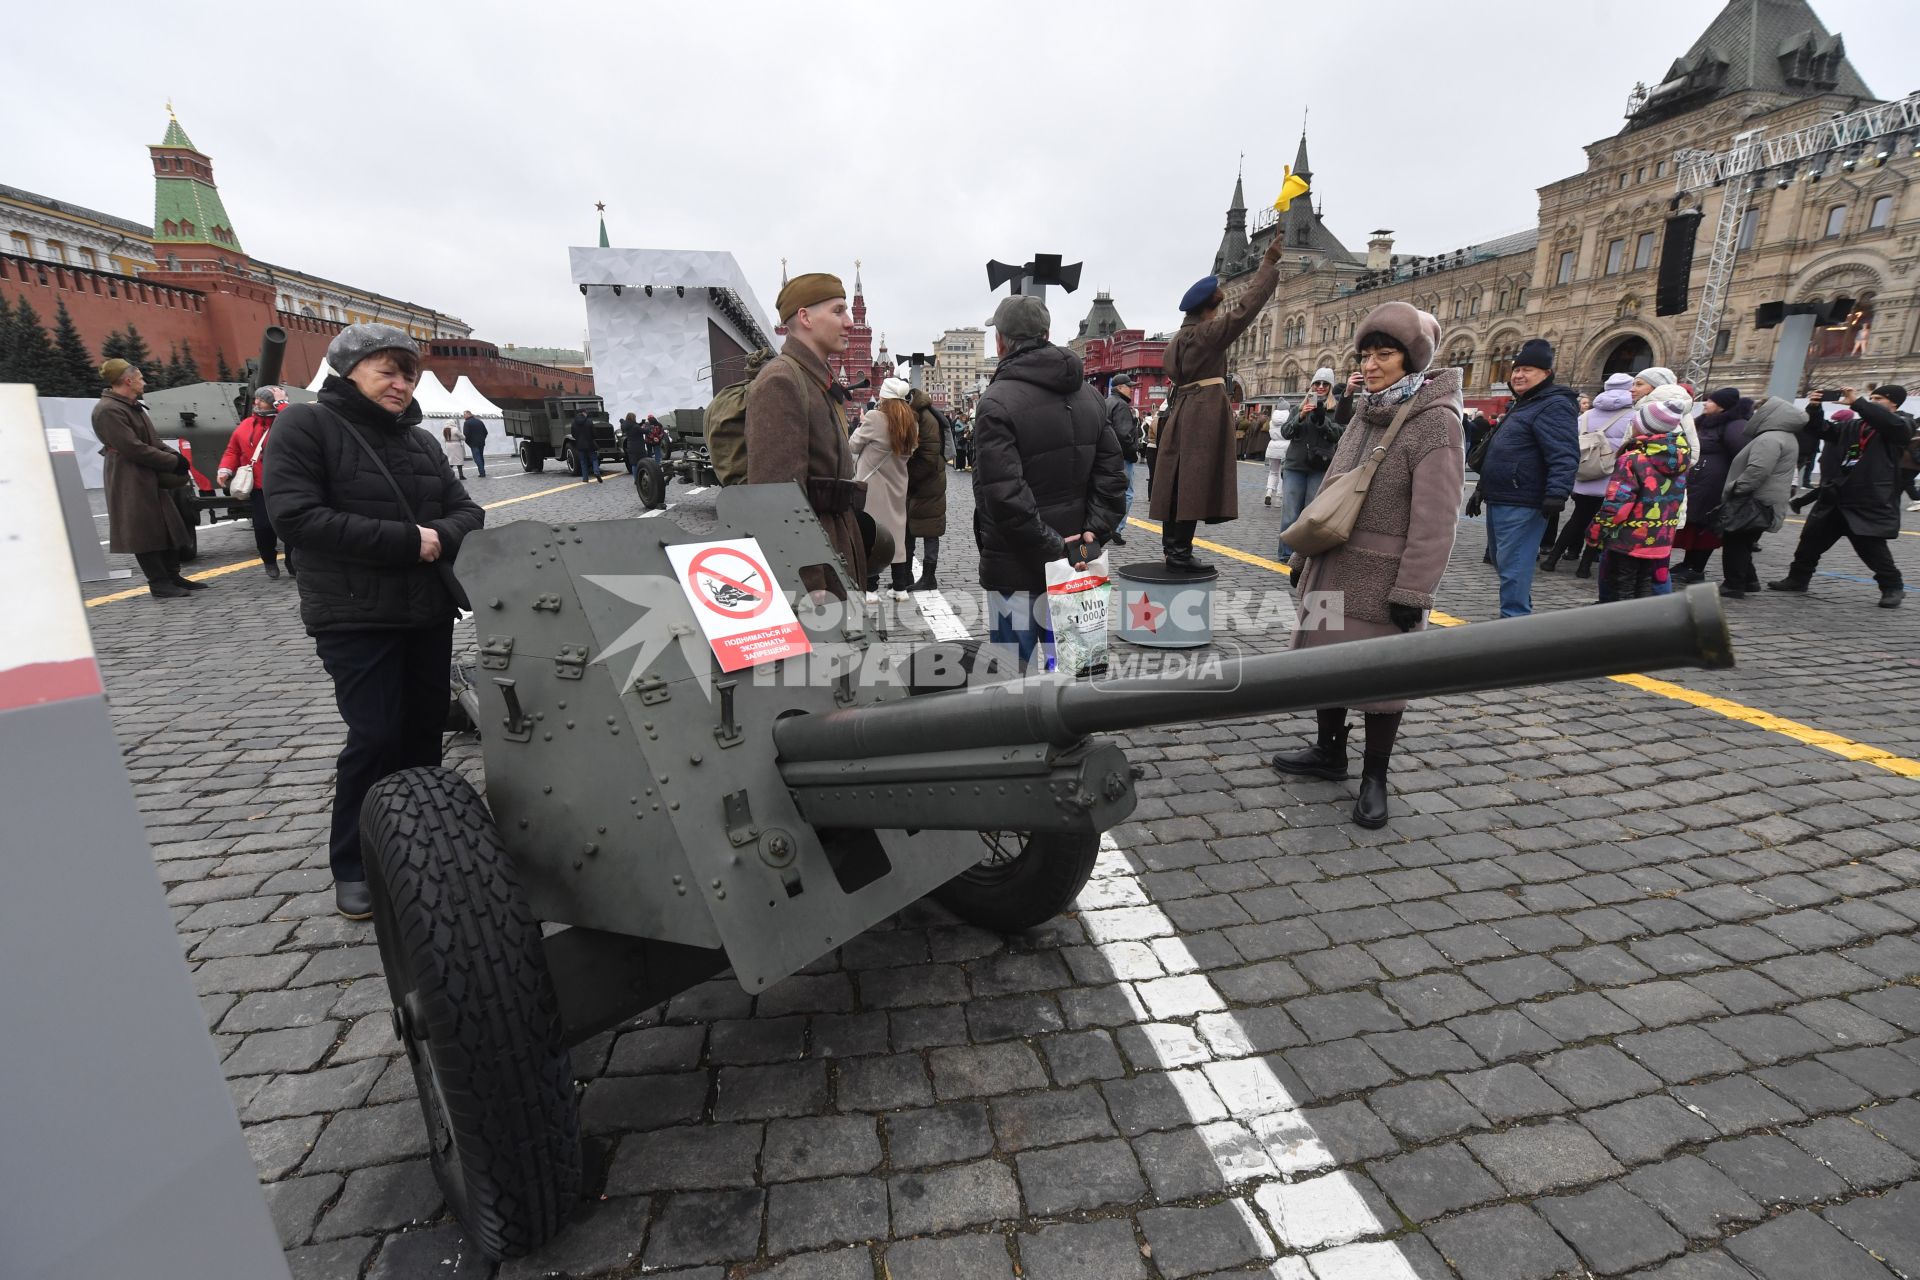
[1214,0,1913,407]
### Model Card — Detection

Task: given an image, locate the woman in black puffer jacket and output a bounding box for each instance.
[267,324,484,921]
[1672,387,1750,583]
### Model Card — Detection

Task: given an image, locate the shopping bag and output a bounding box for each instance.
[1045,550,1111,676]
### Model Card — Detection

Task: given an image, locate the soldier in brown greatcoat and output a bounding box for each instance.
[1149,235,1283,570]
[746,272,868,597]
[91,357,200,598]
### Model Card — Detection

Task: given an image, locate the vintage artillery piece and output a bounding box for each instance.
[362,484,1734,1257]
[632,406,720,510]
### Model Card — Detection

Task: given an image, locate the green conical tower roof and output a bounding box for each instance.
[150,108,242,253]
[160,108,195,150]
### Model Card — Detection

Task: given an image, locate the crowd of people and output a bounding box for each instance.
[86,261,1920,914]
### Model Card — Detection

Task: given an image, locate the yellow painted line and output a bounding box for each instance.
[1612,674,1920,777]
[1137,514,1920,777]
[86,481,591,609]
[480,480,590,510]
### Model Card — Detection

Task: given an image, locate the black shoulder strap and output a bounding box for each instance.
[339,419,472,611]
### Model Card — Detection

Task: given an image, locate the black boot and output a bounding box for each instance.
[1538,551,1562,573]
[1353,752,1391,829]
[911,538,939,591]
[1164,521,1210,573]
[1272,712,1350,780]
[137,552,190,598]
[263,559,281,579]
[1575,548,1597,579]
[164,551,208,591]
[1767,575,1810,593]
[1109,527,1126,546]
[1880,586,1905,609]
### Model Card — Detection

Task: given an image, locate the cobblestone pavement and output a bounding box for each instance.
[83,454,1920,1279]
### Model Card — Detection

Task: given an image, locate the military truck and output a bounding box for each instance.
[503,396,619,475]
[632,406,720,509]
[141,325,314,560]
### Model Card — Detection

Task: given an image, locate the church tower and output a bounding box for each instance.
[148,106,244,269]
[1212,171,1250,277]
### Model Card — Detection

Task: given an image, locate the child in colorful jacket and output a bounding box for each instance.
[1588,385,1693,600]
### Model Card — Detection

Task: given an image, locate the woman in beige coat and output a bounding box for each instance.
[851,377,915,602]
[1273,302,1464,829]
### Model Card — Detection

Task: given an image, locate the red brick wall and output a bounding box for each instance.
[0,253,221,370]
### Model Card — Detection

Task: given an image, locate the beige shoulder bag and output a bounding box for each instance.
[1279,395,1421,557]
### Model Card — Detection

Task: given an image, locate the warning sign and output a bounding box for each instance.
[665,537,812,672]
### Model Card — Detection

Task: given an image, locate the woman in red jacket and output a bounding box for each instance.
[218,386,294,578]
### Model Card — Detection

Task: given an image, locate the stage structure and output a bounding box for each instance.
[569,248,778,418]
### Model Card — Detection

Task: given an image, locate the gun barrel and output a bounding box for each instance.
[772,584,1733,765]
[255,326,287,392]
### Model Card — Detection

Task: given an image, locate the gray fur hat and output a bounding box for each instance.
[327,323,420,376]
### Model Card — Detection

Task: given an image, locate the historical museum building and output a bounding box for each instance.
[1,111,590,398]
[1205,0,1911,407]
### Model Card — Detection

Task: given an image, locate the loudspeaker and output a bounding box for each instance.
[1754,301,1785,330]
[1655,212,1702,316]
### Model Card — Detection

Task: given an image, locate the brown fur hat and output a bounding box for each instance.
[1355,300,1438,373]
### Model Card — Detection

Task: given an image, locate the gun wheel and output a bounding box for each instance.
[933,829,1100,933]
[363,766,580,1259]
[635,459,668,510]
[905,637,1099,931]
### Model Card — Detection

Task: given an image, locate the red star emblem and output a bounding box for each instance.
[1127,593,1165,632]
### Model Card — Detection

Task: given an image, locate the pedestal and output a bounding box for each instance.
[1114,562,1218,649]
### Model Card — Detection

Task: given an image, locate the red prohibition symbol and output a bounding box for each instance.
[686,547,775,620]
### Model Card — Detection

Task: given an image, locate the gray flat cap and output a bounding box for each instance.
[989,294,1051,342]
[327,323,419,376]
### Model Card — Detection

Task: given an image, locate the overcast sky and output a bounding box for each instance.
[8,0,1913,359]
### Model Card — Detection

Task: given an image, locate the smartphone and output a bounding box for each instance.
[1824,388,1846,400]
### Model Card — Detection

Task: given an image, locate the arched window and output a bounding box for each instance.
[1445,343,1475,387]
[1824,205,1848,239]
[1869,195,1894,230]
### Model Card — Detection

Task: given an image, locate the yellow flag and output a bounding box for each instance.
[1273,165,1310,213]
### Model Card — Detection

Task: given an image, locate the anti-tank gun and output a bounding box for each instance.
[632,406,720,509]
[141,324,315,557]
[363,484,1735,1259]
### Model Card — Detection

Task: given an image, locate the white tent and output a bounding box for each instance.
[305,360,334,392]
[448,375,502,417]
[413,370,462,418]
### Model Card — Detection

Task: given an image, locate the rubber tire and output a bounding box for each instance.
[561,443,581,477]
[172,488,200,561]
[520,441,544,473]
[362,766,580,1259]
[905,638,1099,932]
[635,459,668,510]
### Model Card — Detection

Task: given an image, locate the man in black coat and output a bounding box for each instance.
[973,294,1126,668]
[570,409,604,482]
[268,324,485,918]
[461,409,488,478]
[1105,372,1141,546]
[1771,383,1910,607]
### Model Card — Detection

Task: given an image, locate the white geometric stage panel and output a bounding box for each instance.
[570,248,779,419]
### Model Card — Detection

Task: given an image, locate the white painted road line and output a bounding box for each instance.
[637,503,678,520]
[910,559,969,641]
[1081,835,1423,1275]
